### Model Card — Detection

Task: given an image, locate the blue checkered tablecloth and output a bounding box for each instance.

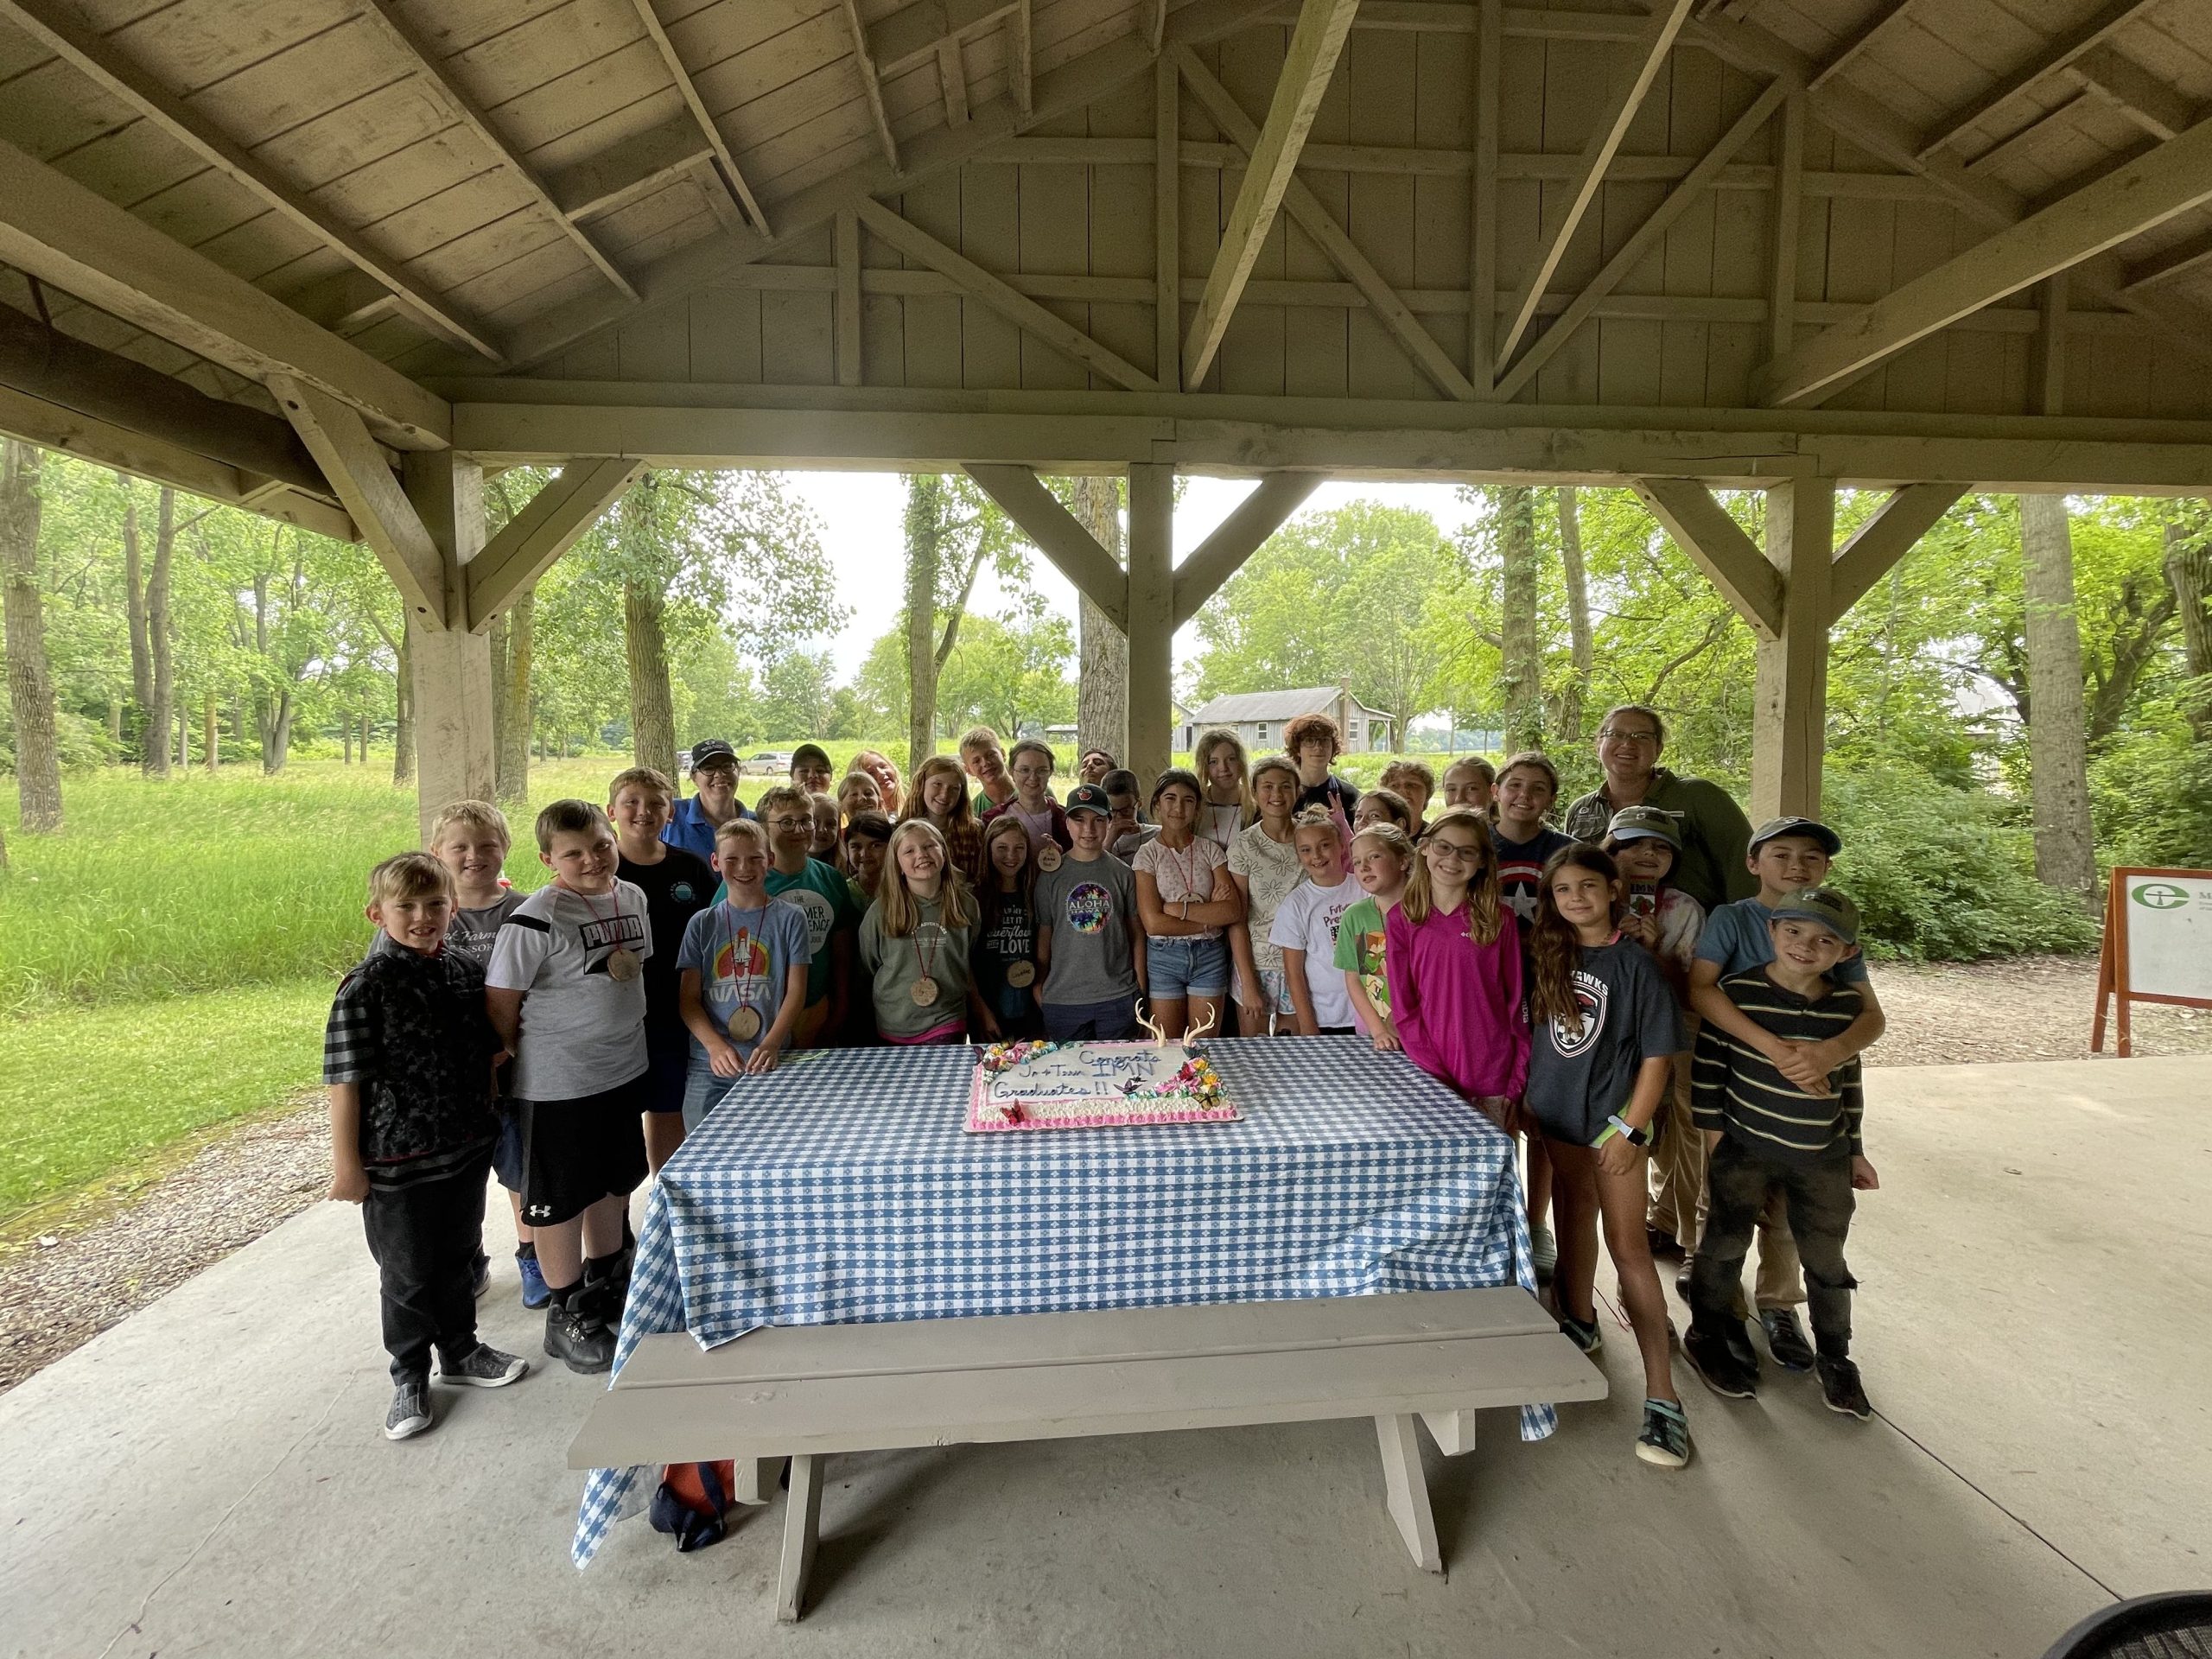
[574,1036,1552,1565]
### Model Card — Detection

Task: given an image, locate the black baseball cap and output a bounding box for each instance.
[1064,784,1111,818]
[688,739,737,772]
[1750,815,1841,856]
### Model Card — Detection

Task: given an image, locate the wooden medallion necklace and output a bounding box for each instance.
[561,877,639,982]
[722,902,769,1040]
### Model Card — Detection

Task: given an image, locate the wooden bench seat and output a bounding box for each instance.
[569,1288,1605,1620]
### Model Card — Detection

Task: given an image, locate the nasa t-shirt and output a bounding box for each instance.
[676,898,812,1058]
[765,857,859,1010]
[1522,934,1683,1146]
[1034,852,1139,1007]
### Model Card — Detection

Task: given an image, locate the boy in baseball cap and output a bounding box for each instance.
[1685,885,1878,1421]
[1032,783,1146,1039]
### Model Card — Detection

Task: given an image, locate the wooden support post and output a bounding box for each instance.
[778,1452,824,1623]
[1155,56,1180,388]
[1751,480,1834,823]
[835,209,863,389]
[1375,1414,1443,1572]
[1170,472,1321,629]
[403,451,495,839]
[1127,461,1175,780]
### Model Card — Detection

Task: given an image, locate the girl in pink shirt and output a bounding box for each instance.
[1384,807,1528,1117]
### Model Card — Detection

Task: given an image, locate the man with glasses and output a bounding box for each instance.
[754,785,858,1048]
[1563,704,1755,913]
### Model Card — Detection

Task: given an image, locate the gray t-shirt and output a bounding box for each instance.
[485,880,652,1101]
[446,889,525,972]
[856,894,976,1038]
[1034,853,1140,1007]
[1524,935,1684,1146]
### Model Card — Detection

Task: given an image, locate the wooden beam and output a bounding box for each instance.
[1630,477,1783,637]
[1493,0,1695,372]
[1751,479,1833,820]
[1147,0,1169,53]
[938,39,971,126]
[622,0,772,236]
[1808,0,1912,92]
[1769,90,1804,360]
[1827,481,1966,619]
[2121,228,2212,294]
[2068,44,2197,143]
[855,200,1160,390]
[1468,0,1501,389]
[1171,472,1321,628]
[1127,461,1176,780]
[1495,79,1784,400]
[842,0,903,173]
[0,302,331,498]
[1182,0,1361,389]
[1176,47,1477,400]
[873,0,1020,76]
[466,457,646,631]
[545,111,715,223]
[403,452,495,835]
[0,0,499,364]
[271,375,444,623]
[836,209,864,389]
[1757,116,2212,407]
[1273,2,1645,38]
[962,464,1131,627]
[1912,0,2161,161]
[2031,274,2068,416]
[0,138,449,447]
[1963,89,2099,176]
[1156,56,1180,387]
[1011,0,1033,116]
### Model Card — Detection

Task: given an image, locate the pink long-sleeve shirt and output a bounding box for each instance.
[1384,901,1529,1102]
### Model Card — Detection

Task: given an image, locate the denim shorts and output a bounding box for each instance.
[1146,934,1230,1000]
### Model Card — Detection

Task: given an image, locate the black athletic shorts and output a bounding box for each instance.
[639,1028,690,1116]
[517,1077,649,1227]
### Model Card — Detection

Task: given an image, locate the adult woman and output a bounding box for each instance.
[1192,728,1250,851]
[1560,704,1754,914]
[849,749,905,819]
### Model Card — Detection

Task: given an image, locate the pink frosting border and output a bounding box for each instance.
[965,1064,1241,1133]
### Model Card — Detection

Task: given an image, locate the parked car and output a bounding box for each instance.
[742,749,795,777]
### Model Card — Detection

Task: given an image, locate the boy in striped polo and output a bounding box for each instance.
[1682,887,1880,1420]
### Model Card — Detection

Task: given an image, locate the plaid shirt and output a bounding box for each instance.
[324,935,500,1180]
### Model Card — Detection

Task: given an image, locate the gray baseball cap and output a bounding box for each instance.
[1605,804,1682,849]
[1750,815,1842,856]
[1771,885,1860,944]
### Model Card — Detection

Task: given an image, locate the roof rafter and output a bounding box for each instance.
[1912,0,2162,162]
[0,0,499,363]
[1808,0,1912,92]
[1181,0,1361,390]
[842,0,903,173]
[1011,0,1033,116]
[2068,44,2197,142]
[1492,0,1695,372]
[622,0,772,237]
[1495,79,1785,401]
[1758,115,2212,407]
[874,0,1020,76]
[359,0,639,304]
[543,111,715,223]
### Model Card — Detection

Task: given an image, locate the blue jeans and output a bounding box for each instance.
[681,1058,743,1135]
[1145,935,1229,1000]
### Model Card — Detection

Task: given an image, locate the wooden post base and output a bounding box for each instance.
[1375,1413,1442,1573]
[777,1453,823,1623]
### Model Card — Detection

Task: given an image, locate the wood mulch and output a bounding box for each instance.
[3,954,2204,1396]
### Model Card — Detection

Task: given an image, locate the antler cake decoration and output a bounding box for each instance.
[1132,999,1217,1046]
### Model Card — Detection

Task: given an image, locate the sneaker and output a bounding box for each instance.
[441,1343,529,1389]
[543,1299,615,1374]
[1529,1224,1558,1283]
[470,1249,491,1300]
[1816,1356,1872,1420]
[1760,1307,1817,1373]
[1634,1399,1691,1469]
[1684,1326,1759,1398]
[517,1247,550,1311]
[1722,1319,1761,1377]
[384,1381,432,1440]
[1557,1309,1603,1357]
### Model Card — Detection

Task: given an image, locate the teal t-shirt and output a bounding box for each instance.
[764,858,860,1007]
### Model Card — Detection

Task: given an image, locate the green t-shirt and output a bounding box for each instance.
[763,858,860,1008]
[1332,894,1391,1019]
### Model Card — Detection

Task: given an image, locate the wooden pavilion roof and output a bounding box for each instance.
[8,0,2212,541]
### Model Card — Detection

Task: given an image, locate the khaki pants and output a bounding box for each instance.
[1649,1036,1804,1310]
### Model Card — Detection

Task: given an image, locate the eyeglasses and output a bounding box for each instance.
[1598,728,1661,746]
[763,815,810,832]
[1426,839,1484,863]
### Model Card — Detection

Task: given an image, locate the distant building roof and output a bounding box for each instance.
[1185,687,1394,725]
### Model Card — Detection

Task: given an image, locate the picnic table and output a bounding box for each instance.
[573,1035,1555,1566]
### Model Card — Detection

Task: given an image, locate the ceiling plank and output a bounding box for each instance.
[622,0,772,237]
[0,0,500,364]
[1629,478,1783,638]
[1492,0,1695,372]
[1496,79,1784,400]
[1827,482,1967,618]
[1964,90,2099,175]
[545,111,715,223]
[962,463,1130,628]
[1808,0,1913,92]
[359,0,639,303]
[0,136,449,446]
[270,374,444,622]
[1758,117,2212,406]
[466,457,645,631]
[1171,473,1323,629]
[854,198,1160,390]
[1176,45,1478,400]
[1182,0,1361,389]
[842,0,904,173]
[1912,0,2161,161]
[2068,44,2197,142]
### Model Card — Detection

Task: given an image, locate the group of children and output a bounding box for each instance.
[325,706,1885,1470]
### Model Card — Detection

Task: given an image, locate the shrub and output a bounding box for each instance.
[2090,728,2212,869]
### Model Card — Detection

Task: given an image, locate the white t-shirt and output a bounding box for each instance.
[1198,799,1243,851]
[486,880,651,1100]
[1133,835,1229,941]
[1269,875,1363,1029]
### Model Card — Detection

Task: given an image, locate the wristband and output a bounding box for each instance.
[1607,1113,1650,1147]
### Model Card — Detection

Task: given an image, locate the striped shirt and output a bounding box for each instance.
[1691,968,1865,1163]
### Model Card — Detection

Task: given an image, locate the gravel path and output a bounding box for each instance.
[3,953,2205,1395]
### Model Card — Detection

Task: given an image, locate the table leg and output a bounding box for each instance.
[776,1454,823,1623]
[1418,1409,1477,1457]
[1375,1414,1442,1573]
[734,1458,785,1506]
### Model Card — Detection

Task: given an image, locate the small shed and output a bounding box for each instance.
[1181,687,1395,756]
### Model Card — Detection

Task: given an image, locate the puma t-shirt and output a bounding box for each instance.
[485,880,651,1101]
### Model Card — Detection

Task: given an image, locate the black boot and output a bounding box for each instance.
[578,1250,630,1336]
[543,1282,614,1374]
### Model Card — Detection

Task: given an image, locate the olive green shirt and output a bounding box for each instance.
[1564,766,1758,914]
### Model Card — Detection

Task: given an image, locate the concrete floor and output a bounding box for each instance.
[3,1057,2204,1659]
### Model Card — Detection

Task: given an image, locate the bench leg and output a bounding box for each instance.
[1375,1414,1442,1573]
[776,1454,823,1624]
[733,1458,784,1506]
[1418,1409,1477,1457]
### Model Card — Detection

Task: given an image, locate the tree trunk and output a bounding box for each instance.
[2168,512,2212,739]
[624,577,677,777]
[204,688,219,772]
[1071,476,1130,765]
[343,716,353,764]
[392,619,416,786]
[3,439,62,833]
[143,486,175,778]
[262,689,294,774]
[2018,494,2098,912]
[1497,486,1544,753]
[1554,485,1594,744]
[121,481,150,764]
[495,589,534,806]
[904,474,942,772]
[175,701,188,768]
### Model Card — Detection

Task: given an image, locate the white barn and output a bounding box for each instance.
[1179,686,1395,757]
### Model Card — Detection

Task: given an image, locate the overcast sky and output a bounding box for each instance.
[779,474,1488,682]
